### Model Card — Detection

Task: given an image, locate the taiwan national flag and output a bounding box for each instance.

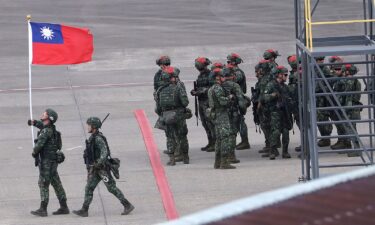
[29,22,93,65]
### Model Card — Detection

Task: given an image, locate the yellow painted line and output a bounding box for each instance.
[311,19,375,25]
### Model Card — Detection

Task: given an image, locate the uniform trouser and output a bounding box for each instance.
[83,169,127,207]
[269,110,282,149]
[260,110,271,147]
[166,119,189,155]
[345,110,361,148]
[199,100,215,145]
[293,110,300,130]
[330,110,348,142]
[317,97,333,136]
[214,112,235,159]
[238,114,248,142]
[282,127,289,150]
[38,159,67,205]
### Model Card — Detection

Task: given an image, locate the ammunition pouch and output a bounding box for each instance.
[107,157,121,179]
[56,150,65,164]
[162,110,178,125]
[184,108,193,119]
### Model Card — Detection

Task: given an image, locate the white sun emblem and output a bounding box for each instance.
[40,26,54,40]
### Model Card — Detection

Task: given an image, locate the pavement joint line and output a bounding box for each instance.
[67,72,108,225]
[134,109,179,220]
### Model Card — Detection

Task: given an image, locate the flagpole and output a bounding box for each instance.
[27,15,35,147]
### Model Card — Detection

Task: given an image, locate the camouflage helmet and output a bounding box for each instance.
[156,55,171,66]
[263,49,280,60]
[86,117,102,129]
[211,62,224,70]
[314,56,325,61]
[275,65,288,75]
[162,66,179,79]
[45,108,58,123]
[257,59,271,73]
[342,64,359,75]
[287,55,298,69]
[212,68,224,77]
[222,64,235,77]
[328,56,343,63]
[227,53,243,64]
[195,57,211,69]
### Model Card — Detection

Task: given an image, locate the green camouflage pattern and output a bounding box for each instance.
[33,122,67,206]
[83,132,128,208]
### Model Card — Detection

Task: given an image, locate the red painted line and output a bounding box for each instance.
[134,109,179,220]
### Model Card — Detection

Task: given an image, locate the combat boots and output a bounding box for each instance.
[330,139,346,150]
[295,146,301,152]
[73,205,89,217]
[220,156,236,169]
[282,145,291,159]
[236,139,250,150]
[121,199,135,215]
[227,151,240,164]
[347,142,361,157]
[167,154,176,166]
[317,139,331,147]
[174,155,183,162]
[52,200,69,215]
[201,143,210,151]
[258,146,270,154]
[31,201,48,217]
[269,148,277,160]
[183,153,189,164]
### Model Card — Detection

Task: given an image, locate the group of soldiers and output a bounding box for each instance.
[153,50,363,169]
[314,56,362,157]
[27,109,134,217]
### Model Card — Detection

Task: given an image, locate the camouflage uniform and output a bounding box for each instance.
[157,67,190,165]
[74,117,134,217]
[227,53,250,150]
[83,132,131,209]
[221,67,247,163]
[208,72,236,169]
[257,60,274,153]
[342,65,362,157]
[263,66,293,159]
[30,109,68,217]
[192,57,215,152]
[315,57,334,146]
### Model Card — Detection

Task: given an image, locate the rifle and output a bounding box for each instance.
[34,137,40,167]
[193,81,199,126]
[250,87,261,132]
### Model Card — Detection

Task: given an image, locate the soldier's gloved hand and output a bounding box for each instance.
[27,119,36,126]
[31,152,37,158]
[93,163,102,170]
[190,90,197,96]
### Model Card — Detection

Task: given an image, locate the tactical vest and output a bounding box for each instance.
[196,70,211,101]
[159,84,182,111]
[39,125,62,160]
[85,132,110,165]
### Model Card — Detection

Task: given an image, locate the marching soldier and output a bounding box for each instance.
[28,109,69,217]
[191,57,215,152]
[73,117,134,217]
